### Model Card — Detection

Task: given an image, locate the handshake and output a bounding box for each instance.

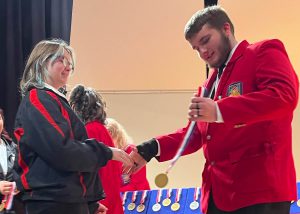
[110,138,159,175]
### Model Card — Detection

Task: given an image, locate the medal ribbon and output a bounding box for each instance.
[140,190,148,204]
[156,189,162,203]
[131,191,137,203]
[175,188,182,203]
[167,188,172,199]
[122,191,128,205]
[194,187,200,201]
[165,87,207,174]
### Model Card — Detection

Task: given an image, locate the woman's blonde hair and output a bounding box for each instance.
[20,39,75,96]
[105,118,132,150]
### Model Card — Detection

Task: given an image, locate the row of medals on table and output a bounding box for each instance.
[122,187,200,212]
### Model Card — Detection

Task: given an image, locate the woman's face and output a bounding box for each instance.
[45,50,73,90]
[0,114,3,134]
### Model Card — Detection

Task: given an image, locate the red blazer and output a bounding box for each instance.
[156,39,299,213]
[85,121,124,214]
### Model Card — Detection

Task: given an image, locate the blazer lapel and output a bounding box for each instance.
[216,40,249,97]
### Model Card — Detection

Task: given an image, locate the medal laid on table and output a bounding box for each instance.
[152,189,162,212]
[171,188,182,211]
[162,189,172,207]
[189,187,200,210]
[127,191,137,211]
[122,191,128,211]
[136,190,148,213]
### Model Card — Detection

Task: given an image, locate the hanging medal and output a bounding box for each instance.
[189,187,200,210]
[171,188,182,211]
[127,191,137,211]
[152,189,162,212]
[162,189,172,207]
[122,191,128,211]
[136,190,148,213]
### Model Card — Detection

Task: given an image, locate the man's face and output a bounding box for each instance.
[188,23,231,68]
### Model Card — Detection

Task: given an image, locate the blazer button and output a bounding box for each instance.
[206,135,211,140]
[211,161,215,166]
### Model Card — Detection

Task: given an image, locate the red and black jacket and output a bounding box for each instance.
[13,87,112,203]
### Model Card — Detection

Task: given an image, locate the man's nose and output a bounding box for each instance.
[197,47,208,58]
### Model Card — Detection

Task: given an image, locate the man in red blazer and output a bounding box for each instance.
[130,5,299,214]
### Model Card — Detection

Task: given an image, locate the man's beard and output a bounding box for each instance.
[216,33,231,68]
[211,33,231,68]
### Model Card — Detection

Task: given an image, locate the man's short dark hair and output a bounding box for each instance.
[184,5,234,40]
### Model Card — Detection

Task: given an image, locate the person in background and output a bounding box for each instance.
[69,85,123,214]
[0,108,24,214]
[130,5,299,214]
[14,39,133,214]
[106,118,150,192]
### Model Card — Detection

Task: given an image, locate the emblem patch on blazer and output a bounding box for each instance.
[227,82,242,96]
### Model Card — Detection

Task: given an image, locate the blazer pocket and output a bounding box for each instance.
[229,142,276,164]
[229,142,277,193]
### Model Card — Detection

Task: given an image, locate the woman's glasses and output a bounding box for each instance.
[61,57,74,71]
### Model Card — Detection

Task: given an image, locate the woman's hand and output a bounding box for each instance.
[0,181,13,195]
[95,203,108,214]
[110,147,134,174]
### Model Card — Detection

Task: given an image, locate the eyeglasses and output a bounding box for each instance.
[55,57,74,71]
[61,57,74,71]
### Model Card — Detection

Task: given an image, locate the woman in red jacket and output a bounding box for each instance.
[69,85,123,214]
[105,118,150,192]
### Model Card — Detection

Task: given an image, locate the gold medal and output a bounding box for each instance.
[297,199,300,207]
[127,202,136,211]
[155,173,168,188]
[136,204,145,212]
[162,198,171,206]
[152,203,161,212]
[171,202,180,211]
[189,201,199,210]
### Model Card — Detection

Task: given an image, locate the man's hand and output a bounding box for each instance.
[188,95,217,122]
[129,150,147,174]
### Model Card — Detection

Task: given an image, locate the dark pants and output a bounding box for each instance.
[24,201,92,214]
[208,195,291,214]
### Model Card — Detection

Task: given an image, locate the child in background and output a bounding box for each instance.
[0,108,24,214]
[106,118,150,192]
[69,85,123,214]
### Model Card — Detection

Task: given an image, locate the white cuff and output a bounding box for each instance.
[215,103,224,123]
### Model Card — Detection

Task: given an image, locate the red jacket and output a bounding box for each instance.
[85,121,123,214]
[156,40,299,213]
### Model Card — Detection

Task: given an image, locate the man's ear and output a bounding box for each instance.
[223,22,231,36]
